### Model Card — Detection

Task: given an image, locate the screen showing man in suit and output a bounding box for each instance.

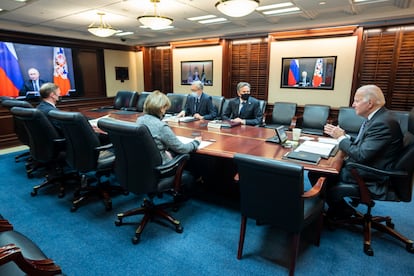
[176,80,217,120]
[222,82,263,126]
[19,67,48,96]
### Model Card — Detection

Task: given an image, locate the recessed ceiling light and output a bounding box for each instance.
[199,18,227,24]
[262,7,300,15]
[256,2,293,11]
[188,15,217,21]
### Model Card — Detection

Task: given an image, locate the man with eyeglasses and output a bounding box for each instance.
[177,80,217,120]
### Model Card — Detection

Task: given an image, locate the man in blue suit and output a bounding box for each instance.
[177,80,217,120]
[19,68,48,96]
[222,82,262,126]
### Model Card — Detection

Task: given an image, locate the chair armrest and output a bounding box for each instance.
[95,143,113,152]
[0,244,62,275]
[0,219,13,232]
[345,162,408,178]
[303,176,326,198]
[155,154,190,190]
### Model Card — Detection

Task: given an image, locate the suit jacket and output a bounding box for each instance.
[222,96,262,126]
[339,107,404,199]
[184,93,217,120]
[19,79,47,96]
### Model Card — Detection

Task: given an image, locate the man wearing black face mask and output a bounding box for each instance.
[222,82,263,126]
[37,82,61,116]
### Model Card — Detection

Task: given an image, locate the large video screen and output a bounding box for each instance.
[0,41,77,98]
[280,56,337,90]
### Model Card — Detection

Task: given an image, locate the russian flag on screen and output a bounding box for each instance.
[53,47,71,96]
[312,58,323,87]
[288,59,299,86]
[0,42,24,97]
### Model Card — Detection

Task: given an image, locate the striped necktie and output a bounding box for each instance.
[355,120,368,142]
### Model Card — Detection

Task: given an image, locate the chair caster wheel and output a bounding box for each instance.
[31,190,38,197]
[175,225,184,233]
[364,245,374,256]
[70,205,78,212]
[132,236,140,244]
[406,243,414,253]
[115,220,122,226]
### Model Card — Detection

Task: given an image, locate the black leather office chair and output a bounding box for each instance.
[390,110,410,135]
[2,99,33,164]
[48,110,124,211]
[0,215,62,275]
[219,98,231,120]
[234,153,327,276]
[102,91,138,110]
[265,102,297,130]
[211,95,225,119]
[299,104,330,135]
[328,107,414,256]
[257,99,267,126]
[166,93,187,114]
[338,106,365,139]
[10,107,74,197]
[135,91,151,112]
[98,118,191,244]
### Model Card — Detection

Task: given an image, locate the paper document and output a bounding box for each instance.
[318,137,339,145]
[176,136,212,149]
[294,140,336,158]
[88,115,111,128]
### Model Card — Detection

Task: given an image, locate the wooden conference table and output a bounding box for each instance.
[84,109,344,176]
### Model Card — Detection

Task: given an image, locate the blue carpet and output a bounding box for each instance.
[1,151,414,275]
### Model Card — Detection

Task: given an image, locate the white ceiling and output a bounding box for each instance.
[1,0,414,46]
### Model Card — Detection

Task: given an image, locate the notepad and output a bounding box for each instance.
[284,151,321,164]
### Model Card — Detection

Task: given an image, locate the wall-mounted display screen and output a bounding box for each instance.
[181,60,213,86]
[280,56,337,90]
[0,41,76,98]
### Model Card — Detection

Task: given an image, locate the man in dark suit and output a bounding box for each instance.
[311,84,404,218]
[222,82,263,126]
[19,68,48,96]
[177,80,217,120]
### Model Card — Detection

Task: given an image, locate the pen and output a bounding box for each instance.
[205,139,216,142]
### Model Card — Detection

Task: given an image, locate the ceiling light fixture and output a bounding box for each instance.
[215,0,259,17]
[88,13,117,37]
[137,0,173,30]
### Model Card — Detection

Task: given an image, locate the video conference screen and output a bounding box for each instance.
[0,41,77,98]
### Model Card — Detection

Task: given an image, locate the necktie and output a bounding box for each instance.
[33,80,38,91]
[195,98,199,112]
[239,101,246,117]
[355,120,368,142]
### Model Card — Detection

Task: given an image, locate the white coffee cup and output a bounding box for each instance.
[292,128,301,141]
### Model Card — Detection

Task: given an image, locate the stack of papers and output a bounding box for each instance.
[163,116,197,123]
[88,115,110,128]
[294,140,337,159]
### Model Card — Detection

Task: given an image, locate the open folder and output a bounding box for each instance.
[284,151,321,164]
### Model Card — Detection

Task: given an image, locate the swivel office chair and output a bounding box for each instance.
[48,110,125,211]
[265,102,297,130]
[166,93,187,115]
[102,91,138,110]
[329,107,414,256]
[234,153,327,276]
[98,118,191,244]
[2,99,33,164]
[135,91,151,112]
[10,107,74,198]
[337,106,365,139]
[211,95,225,119]
[299,104,330,135]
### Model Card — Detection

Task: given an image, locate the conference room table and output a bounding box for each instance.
[83,108,344,176]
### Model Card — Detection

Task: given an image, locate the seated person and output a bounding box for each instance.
[37,82,60,116]
[222,82,262,126]
[137,90,201,164]
[19,68,47,96]
[308,84,404,219]
[177,80,217,120]
[299,71,310,87]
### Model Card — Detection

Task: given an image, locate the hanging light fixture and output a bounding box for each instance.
[88,12,117,37]
[137,0,173,30]
[215,0,259,17]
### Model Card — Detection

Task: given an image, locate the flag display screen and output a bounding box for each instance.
[280,56,336,90]
[0,41,76,98]
[181,60,213,86]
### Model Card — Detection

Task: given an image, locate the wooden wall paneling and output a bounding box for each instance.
[74,49,106,97]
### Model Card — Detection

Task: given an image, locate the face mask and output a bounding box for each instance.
[241,94,250,101]
[191,92,198,98]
